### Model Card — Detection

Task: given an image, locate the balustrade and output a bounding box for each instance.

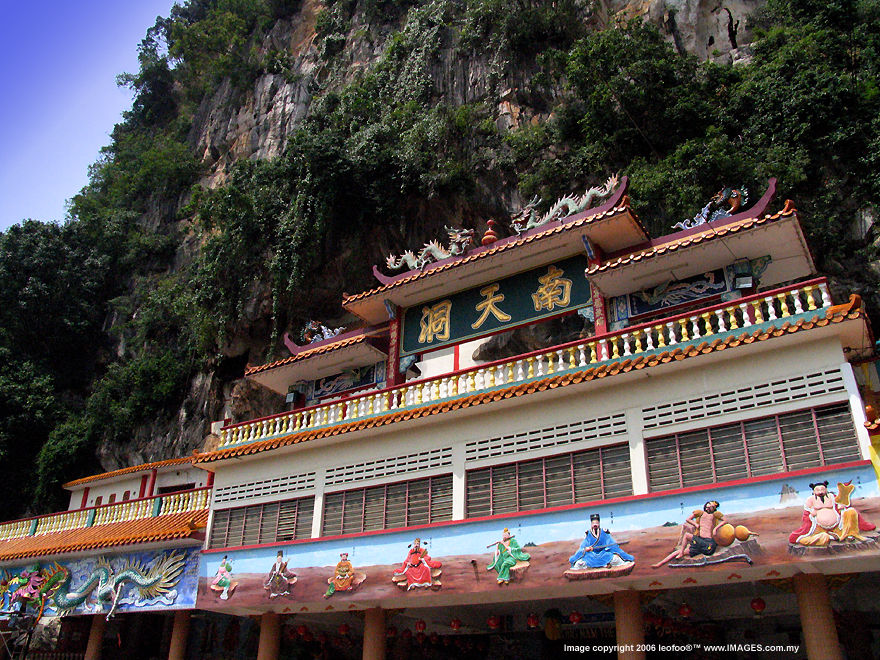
[218,280,833,450]
[0,488,211,542]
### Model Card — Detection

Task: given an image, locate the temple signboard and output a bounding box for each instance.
[401,255,592,355]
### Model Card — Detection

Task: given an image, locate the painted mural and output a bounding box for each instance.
[1,547,199,620]
[196,463,880,612]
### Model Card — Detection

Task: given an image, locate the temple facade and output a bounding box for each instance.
[4,176,880,659]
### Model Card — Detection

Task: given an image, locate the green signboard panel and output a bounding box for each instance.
[401,255,592,355]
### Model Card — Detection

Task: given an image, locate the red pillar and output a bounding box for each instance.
[794,573,842,660]
[84,615,106,660]
[80,487,90,509]
[613,590,645,660]
[146,469,158,497]
[168,611,191,660]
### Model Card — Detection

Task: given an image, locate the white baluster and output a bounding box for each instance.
[739,303,751,328]
[715,309,726,332]
[793,290,804,314]
[666,322,677,346]
[622,333,631,357]
[516,360,525,381]
[765,296,777,320]
[691,317,701,339]
[578,344,587,367]
[819,282,831,307]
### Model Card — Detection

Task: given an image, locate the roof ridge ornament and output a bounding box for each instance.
[674,186,749,231]
[385,226,476,272]
[510,173,619,235]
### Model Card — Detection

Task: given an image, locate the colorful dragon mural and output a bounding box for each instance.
[1,550,186,623]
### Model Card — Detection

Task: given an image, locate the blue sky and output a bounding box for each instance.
[0,1,175,231]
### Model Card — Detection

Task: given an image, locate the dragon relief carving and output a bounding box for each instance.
[510,174,619,235]
[386,226,476,271]
[1,551,187,622]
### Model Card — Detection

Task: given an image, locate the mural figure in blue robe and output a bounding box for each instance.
[569,514,634,569]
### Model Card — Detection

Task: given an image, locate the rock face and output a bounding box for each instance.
[100,0,768,469]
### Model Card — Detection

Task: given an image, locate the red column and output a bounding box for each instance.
[386,307,402,387]
[146,469,158,497]
[362,608,386,660]
[613,590,645,660]
[256,612,281,660]
[794,573,842,660]
[80,487,90,509]
[168,611,191,660]
[84,615,106,660]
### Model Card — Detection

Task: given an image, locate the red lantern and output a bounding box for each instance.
[750,597,766,615]
[450,618,462,631]
[527,613,540,629]
[338,623,350,636]
[416,632,426,644]
[487,615,501,630]
[415,619,426,632]
[296,624,309,637]
[386,625,397,638]
[678,603,692,619]
[401,628,412,639]
[569,611,583,624]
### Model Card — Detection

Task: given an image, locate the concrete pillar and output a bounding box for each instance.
[84,615,106,660]
[613,590,645,660]
[362,607,386,660]
[168,611,191,660]
[256,612,281,660]
[794,573,842,660]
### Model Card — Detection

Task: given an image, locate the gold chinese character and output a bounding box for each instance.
[532,265,572,311]
[472,284,511,329]
[419,300,452,344]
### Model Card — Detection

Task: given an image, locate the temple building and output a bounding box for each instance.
[191,177,880,659]
[0,459,209,659]
[4,176,880,659]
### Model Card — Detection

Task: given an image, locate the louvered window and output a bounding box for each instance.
[209,496,315,549]
[321,475,453,536]
[466,444,632,518]
[646,403,861,492]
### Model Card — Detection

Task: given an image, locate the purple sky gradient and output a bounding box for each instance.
[0,1,175,231]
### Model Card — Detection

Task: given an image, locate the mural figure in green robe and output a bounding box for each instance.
[487,528,531,585]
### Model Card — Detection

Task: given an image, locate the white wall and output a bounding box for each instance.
[209,333,858,538]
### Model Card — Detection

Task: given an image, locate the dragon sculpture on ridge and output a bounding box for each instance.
[511,174,619,235]
[386,226,475,271]
[673,186,749,231]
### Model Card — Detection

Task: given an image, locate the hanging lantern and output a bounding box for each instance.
[338,623,350,636]
[678,603,692,619]
[416,632,426,644]
[296,624,309,637]
[401,628,413,639]
[487,615,501,630]
[568,611,583,624]
[750,597,766,616]
[450,618,462,631]
[527,613,540,629]
[386,625,397,639]
[415,619,427,632]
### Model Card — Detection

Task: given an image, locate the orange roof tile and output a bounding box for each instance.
[245,334,371,376]
[194,305,865,464]
[0,510,208,562]
[342,200,645,305]
[63,456,195,489]
[586,205,796,276]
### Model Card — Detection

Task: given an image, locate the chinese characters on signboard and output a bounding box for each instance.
[402,256,592,355]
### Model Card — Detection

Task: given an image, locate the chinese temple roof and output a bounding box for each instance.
[63,456,195,489]
[343,178,649,324]
[0,509,208,563]
[193,300,867,466]
[245,330,388,395]
[586,186,815,297]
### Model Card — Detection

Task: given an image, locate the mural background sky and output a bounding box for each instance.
[0,1,174,231]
